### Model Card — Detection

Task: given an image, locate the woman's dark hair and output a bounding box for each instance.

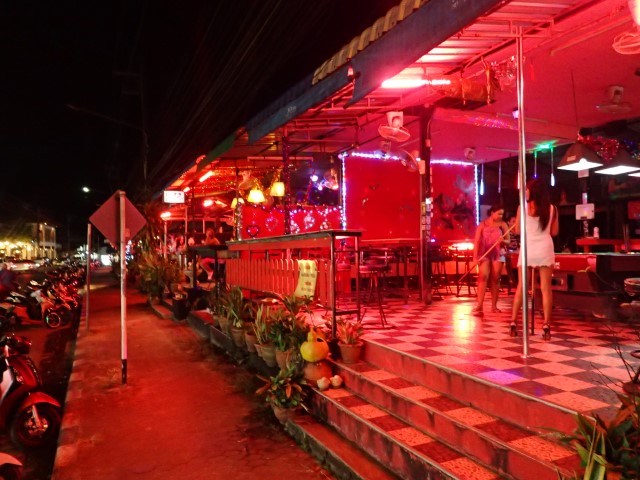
[526,178,551,231]
[488,202,504,216]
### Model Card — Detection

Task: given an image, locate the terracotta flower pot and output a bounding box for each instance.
[275,348,293,370]
[218,316,230,334]
[271,405,300,424]
[338,342,363,364]
[230,326,246,348]
[260,343,277,368]
[244,331,258,353]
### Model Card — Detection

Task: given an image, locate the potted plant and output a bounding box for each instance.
[256,365,308,424]
[138,251,182,303]
[171,286,190,321]
[254,305,276,367]
[555,393,640,479]
[268,308,309,370]
[336,317,364,364]
[221,287,250,347]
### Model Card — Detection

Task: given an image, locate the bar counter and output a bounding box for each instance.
[226,230,362,336]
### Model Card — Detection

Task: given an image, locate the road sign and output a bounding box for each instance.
[89,191,146,246]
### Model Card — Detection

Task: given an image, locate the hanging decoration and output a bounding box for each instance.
[498,159,502,193]
[265,215,279,232]
[246,223,260,238]
[550,146,555,187]
[479,163,485,196]
[303,212,316,230]
[579,135,623,162]
[533,150,538,179]
[290,220,300,234]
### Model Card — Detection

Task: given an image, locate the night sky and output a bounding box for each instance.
[0,0,398,246]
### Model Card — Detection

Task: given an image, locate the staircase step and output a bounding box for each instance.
[149,302,173,320]
[363,340,578,435]
[287,414,402,480]
[330,360,578,480]
[312,387,504,480]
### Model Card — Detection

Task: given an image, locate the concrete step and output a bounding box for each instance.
[329,360,578,480]
[311,387,503,480]
[287,414,402,480]
[149,301,173,320]
[363,339,578,435]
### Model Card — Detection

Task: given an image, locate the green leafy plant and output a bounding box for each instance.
[138,251,182,299]
[557,393,640,480]
[267,307,309,351]
[253,304,273,344]
[336,318,364,345]
[220,286,251,328]
[256,365,308,409]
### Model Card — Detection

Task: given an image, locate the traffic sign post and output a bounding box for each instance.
[89,190,146,385]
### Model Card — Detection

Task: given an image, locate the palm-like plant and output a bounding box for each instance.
[256,365,308,409]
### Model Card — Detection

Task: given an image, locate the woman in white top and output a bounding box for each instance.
[510,179,559,340]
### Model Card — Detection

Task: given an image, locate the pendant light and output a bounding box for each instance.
[533,150,538,178]
[479,163,485,196]
[498,159,502,193]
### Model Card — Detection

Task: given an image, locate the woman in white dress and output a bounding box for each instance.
[510,179,559,340]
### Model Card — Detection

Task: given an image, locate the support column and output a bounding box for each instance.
[282,135,291,235]
[419,106,435,305]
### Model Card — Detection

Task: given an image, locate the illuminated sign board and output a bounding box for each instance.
[163,190,185,204]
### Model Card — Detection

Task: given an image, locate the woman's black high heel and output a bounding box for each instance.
[542,323,551,341]
[509,321,517,337]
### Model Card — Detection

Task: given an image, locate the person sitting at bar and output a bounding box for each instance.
[472,203,509,316]
[200,228,221,281]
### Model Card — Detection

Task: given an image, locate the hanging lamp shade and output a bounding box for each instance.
[270,181,285,197]
[557,142,603,171]
[594,148,640,175]
[247,188,265,203]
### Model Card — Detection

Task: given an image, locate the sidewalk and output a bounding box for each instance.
[52,269,334,480]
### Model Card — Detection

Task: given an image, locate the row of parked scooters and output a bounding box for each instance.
[0,268,84,330]
[0,265,86,478]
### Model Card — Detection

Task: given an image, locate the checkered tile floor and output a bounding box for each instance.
[356,291,640,421]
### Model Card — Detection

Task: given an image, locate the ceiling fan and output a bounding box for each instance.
[595,85,632,114]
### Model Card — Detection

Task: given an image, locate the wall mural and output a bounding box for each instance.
[431,163,477,242]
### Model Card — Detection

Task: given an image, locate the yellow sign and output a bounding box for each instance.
[294,260,317,299]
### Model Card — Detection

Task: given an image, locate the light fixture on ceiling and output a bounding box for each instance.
[247,186,266,203]
[230,198,244,209]
[270,169,285,197]
[594,148,640,175]
[199,170,214,183]
[270,181,285,197]
[557,142,603,171]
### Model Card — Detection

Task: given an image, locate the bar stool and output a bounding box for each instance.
[359,256,390,328]
[430,245,452,297]
[450,247,476,297]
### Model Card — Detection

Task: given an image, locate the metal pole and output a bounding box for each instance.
[118,191,128,384]
[163,221,167,259]
[516,27,530,357]
[282,135,291,235]
[419,107,434,305]
[85,223,92,330]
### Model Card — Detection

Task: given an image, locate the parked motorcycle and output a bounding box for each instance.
[0,334,61,448]
[0,452,22,479]
[0,291,63,330]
